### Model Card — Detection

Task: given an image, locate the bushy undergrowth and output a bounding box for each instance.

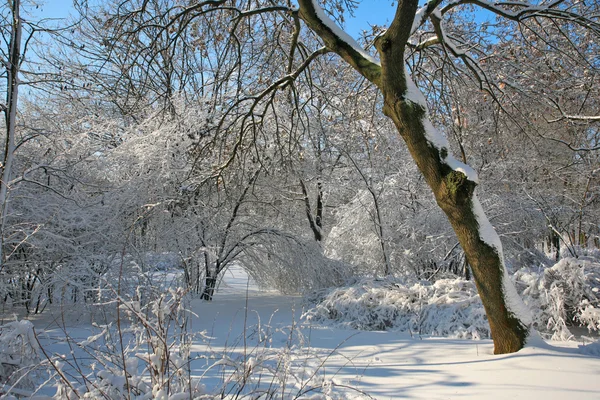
[304,277,489,339]
[0,320,41,396]
[3,251,600,397]
[304,255,600,341]
[514,256,600,340]
[0,286,365,399]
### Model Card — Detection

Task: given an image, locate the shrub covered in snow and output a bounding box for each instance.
[242,234,354,294]
[303,277,489,339]
[6,285,360,399]
[39,286,201,399]
[514,256,600,340]
[0,320,40,396]
[304,255,600,342]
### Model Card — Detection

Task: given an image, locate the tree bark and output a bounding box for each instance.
[374,9,528,354]
[381,86,528,352]
[0,0,22,267]
[201,270,217,301]
[299,178,323,242]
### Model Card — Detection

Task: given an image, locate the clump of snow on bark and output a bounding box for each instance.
[411,4,429,34]
[446,157,479,183]
[309,0,380,65]
[472,195,533,326]
[406,70,479,183]
[471,195,503,251]
[405,67,428,106]
[304,277,490,339]
[422,117,478,183]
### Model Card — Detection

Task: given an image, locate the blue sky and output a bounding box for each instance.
[345,0,397,36]
[31,0,76,19]
[35,0,398,38]
[33,1,491,38]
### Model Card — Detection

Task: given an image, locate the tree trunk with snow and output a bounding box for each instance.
[201,271,217,301]
[299,0,531,353]
[0,0,22,268]
[379,82,529,353]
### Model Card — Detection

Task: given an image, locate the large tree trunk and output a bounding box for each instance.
[373,10,530,352]
[384,98,530,352]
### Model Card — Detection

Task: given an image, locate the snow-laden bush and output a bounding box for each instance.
[242,233,354,294]
[304,277,489,339]
[12,284,362,399]
[195,321,366,399]
[558,246,600,261]
[0,320,40,396]
[514,256,600,340]
[37,286,197,399]
[304,255,600,342]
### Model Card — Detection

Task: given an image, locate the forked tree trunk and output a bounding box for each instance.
[298,0,530,354]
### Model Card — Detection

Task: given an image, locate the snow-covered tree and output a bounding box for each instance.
[93,0,600,354]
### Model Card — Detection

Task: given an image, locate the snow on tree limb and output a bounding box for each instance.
[410,0,445,35]
[547,98,600,123]
[307,0,380,65]
[472,195,533,326]
[441,0,600,33]
[404,66,479,183]
[298,0,381,84]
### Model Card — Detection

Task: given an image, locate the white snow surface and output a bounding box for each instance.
[188,268,599,399]
[309,0,380,66]
[15,265,599,399]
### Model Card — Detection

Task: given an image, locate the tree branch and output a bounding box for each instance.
[297,0,381,85]
[547,98,600,122]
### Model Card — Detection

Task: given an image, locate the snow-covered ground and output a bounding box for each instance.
[188,266,600,399]
[4,265,600,399]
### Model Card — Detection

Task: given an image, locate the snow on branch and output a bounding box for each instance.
[403,65,480,183]
[552,114,600,122]
[307,0,380,65]
[427,8,493,90]
[442,0,600,33]
[410,0,445,35]
[298,0,381,84]
[547,98,600,123]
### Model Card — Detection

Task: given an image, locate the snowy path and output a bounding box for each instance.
[189,267,600,399]
[17,266,600,399]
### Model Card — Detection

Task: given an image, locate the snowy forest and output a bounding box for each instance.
[1,0,599,398]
